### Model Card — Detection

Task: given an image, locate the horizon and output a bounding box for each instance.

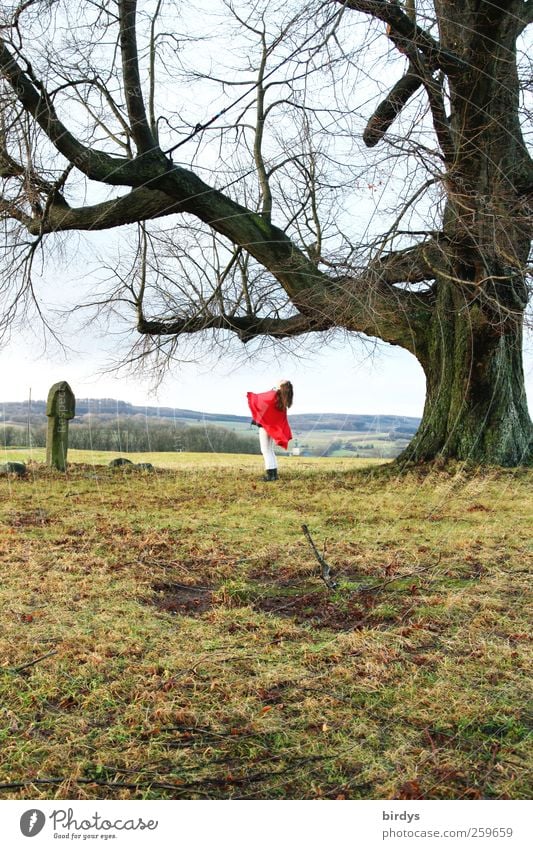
[0,395,421,421]
[1,317,532,424]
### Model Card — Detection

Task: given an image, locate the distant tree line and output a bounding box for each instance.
[299,430,416,458]
[1,419,259,454]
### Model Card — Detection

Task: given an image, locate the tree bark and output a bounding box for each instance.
[401,282,532,465]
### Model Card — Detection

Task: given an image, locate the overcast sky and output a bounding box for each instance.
[1,1,531,422]
[1,330,532,420]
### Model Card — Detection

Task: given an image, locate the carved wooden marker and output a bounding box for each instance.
[46,381,75,471]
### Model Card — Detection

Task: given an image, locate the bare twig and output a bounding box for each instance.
[0,754,335,794]
[301,524,337,590]
[1,649,59,675]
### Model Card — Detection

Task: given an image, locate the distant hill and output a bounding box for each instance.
[0,398,420,433]
[1,398,420,458]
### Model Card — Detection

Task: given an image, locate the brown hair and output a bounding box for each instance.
[276,381,293,411]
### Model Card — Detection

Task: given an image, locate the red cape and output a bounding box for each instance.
[247,390,292,450]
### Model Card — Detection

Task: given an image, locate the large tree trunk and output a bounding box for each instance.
[401,282,532,466]
[396,0,533,466]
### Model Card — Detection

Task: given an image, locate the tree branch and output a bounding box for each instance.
[337,1,466,74]
[148,0,164,140]
[0,38,160,184]
[354,3,458,149]
[5,154,437,355]
[0,37,336,314]
[0,144,24,177]
[417,67,454,164]
[15,186,182,234]
[136,239,436,354]
[363,64,421,147]
[118,0,156,154]
[0,196,33,227]
[254,34,273,221]
[366,239,440,285]
[332,240,437,350]
[1,14,439,358]
[137,310,333,342]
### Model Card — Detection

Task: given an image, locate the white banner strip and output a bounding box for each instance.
[2,799,530,849]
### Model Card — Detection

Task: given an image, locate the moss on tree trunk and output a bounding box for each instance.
[400,283,532,466]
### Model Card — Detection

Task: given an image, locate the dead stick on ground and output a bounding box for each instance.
[13,650,58,674]
[0,755,334,793]
[301,524,337,590]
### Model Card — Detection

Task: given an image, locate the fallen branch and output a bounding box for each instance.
[15,650,59,672]
[1,650,58,676]
[301,524,337,590]
[0,754,334,794]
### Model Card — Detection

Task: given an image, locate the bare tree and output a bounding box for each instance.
[0,0,532,465]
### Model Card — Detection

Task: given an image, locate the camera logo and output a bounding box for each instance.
[20,810,46,837]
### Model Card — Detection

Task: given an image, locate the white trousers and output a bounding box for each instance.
[258,427,277,470]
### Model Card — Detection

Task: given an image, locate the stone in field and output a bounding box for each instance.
[109,457,134,467]
[0,461,26,476]
[46,381,75,471]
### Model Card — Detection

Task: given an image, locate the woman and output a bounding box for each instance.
[247,380,293,481]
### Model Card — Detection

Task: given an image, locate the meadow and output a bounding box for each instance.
[0,449,531,799]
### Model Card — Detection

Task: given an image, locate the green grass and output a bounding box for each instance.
[2,446,386,470]
[0,451,531,800]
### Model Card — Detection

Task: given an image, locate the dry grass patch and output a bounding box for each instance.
[0,455,531,799]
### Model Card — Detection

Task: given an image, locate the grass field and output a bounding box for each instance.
[1,447,385,470]
[215,421,411,457]
[0,450,531,800]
